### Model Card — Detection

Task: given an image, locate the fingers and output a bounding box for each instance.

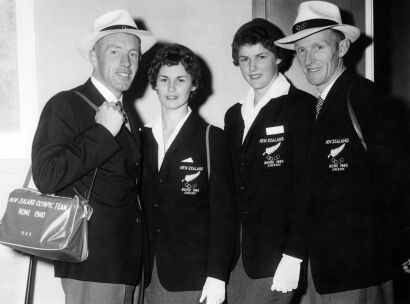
[199,289,206,303]
[204,294,225,304]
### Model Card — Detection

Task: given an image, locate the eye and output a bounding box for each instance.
[129,51,139,59]
[258,54,266,59]
[110,49,119,55]
[177,78,186,83]
[296,47,305,54]
[239,57,248,63]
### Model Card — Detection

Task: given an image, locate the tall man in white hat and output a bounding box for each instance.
[275,1,394,303]
[32,9,156,304]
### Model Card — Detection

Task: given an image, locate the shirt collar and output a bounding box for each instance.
[319,69,346,100]
[91,77,123,102]
[147,107,192,170]
[240,73,290,142]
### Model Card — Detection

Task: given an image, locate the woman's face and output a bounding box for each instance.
[155,63,196,111]
[238,43,281,96]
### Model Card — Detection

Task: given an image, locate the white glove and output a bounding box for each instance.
[199,276,225,304]
[271,254,302,293]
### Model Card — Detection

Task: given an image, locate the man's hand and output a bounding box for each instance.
[403,259,410,274]
[271,254,302,293]
[95,102,124,136]
[199,277,225,304]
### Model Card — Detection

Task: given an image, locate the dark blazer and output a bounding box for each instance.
[307,70,391,294]
[140,113,235,292]
[31,79,143,285]
[224,85,315,279]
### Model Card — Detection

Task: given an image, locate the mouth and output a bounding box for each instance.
[116,71,132,79]
[166,95,178,100]
[248,74,262,80]
[306,67,320,73]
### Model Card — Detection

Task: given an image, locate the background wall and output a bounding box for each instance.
[0,0,251,303]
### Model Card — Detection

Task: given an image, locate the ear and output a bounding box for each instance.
[190,86,197,92]
[276,58,282,65]
[89,49,98,68]
[338,39,350,58]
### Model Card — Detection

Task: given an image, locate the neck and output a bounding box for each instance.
[318,61,346,94]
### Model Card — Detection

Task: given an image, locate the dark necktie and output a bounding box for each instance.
[116,100,128,124]
[316,96,324,119]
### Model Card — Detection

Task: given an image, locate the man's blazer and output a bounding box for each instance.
[31,79,143,285]
[307,70,392,293]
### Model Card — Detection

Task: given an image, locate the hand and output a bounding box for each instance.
[199,277,225,304]
[271,254,302,293]
[95,102,124,136]
[402,259,410,274]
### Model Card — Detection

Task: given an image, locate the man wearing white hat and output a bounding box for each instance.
[32,9,156,304]
[276,1,393,303]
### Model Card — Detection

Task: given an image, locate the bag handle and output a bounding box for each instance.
[347,84,367,151]
[205,124,211,179]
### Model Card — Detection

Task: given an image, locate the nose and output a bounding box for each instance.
[248,59,257,72]
[304,50,314,66]
[168,80,176,92]
[120,53,131,67]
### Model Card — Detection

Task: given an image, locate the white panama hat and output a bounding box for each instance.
[275,1,360,50]
[78,9,156,60]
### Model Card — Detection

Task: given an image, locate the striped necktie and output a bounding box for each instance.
[316,96,325,119]
[116,100,128,124]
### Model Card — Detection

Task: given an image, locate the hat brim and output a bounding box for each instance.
[275,24,360,50]
[78,29,156,60]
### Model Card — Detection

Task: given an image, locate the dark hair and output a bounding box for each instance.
[148,44,202,95]
[232,18,287,68]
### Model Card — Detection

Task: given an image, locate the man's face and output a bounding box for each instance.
[91,33,141,98]
[294,30,344,92]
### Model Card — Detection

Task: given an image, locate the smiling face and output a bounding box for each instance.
[155,63,196,112]
[238,43,281,98]
[90,32,141,98]
[294,29,349,92]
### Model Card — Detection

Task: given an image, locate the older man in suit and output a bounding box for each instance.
[31,9,155,304]
[275,1,394,303]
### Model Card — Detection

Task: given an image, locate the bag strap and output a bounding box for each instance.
[205,124,211,179]
[72,90,100,200]
[74,91,99,111]
[347,84,367,151]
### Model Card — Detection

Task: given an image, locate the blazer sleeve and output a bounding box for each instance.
[31,92,120,194]
[206,126,236,282]
[284,94,315,260]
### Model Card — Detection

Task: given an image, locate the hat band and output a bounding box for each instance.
[101,24,138,31]
[292,19,338,33]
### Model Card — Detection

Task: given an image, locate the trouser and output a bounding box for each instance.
[299,261,394,304]
[227,254,294,304]
[144,259,202,304]
[61,278,141,304]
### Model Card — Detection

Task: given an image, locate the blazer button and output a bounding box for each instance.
[240,185,245,190]
[156,228,161,233]
[135,161,139,166]
[154,203,159,208]
[242,210,248,215]
[136,218,141,223]
[159,178,164,183]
